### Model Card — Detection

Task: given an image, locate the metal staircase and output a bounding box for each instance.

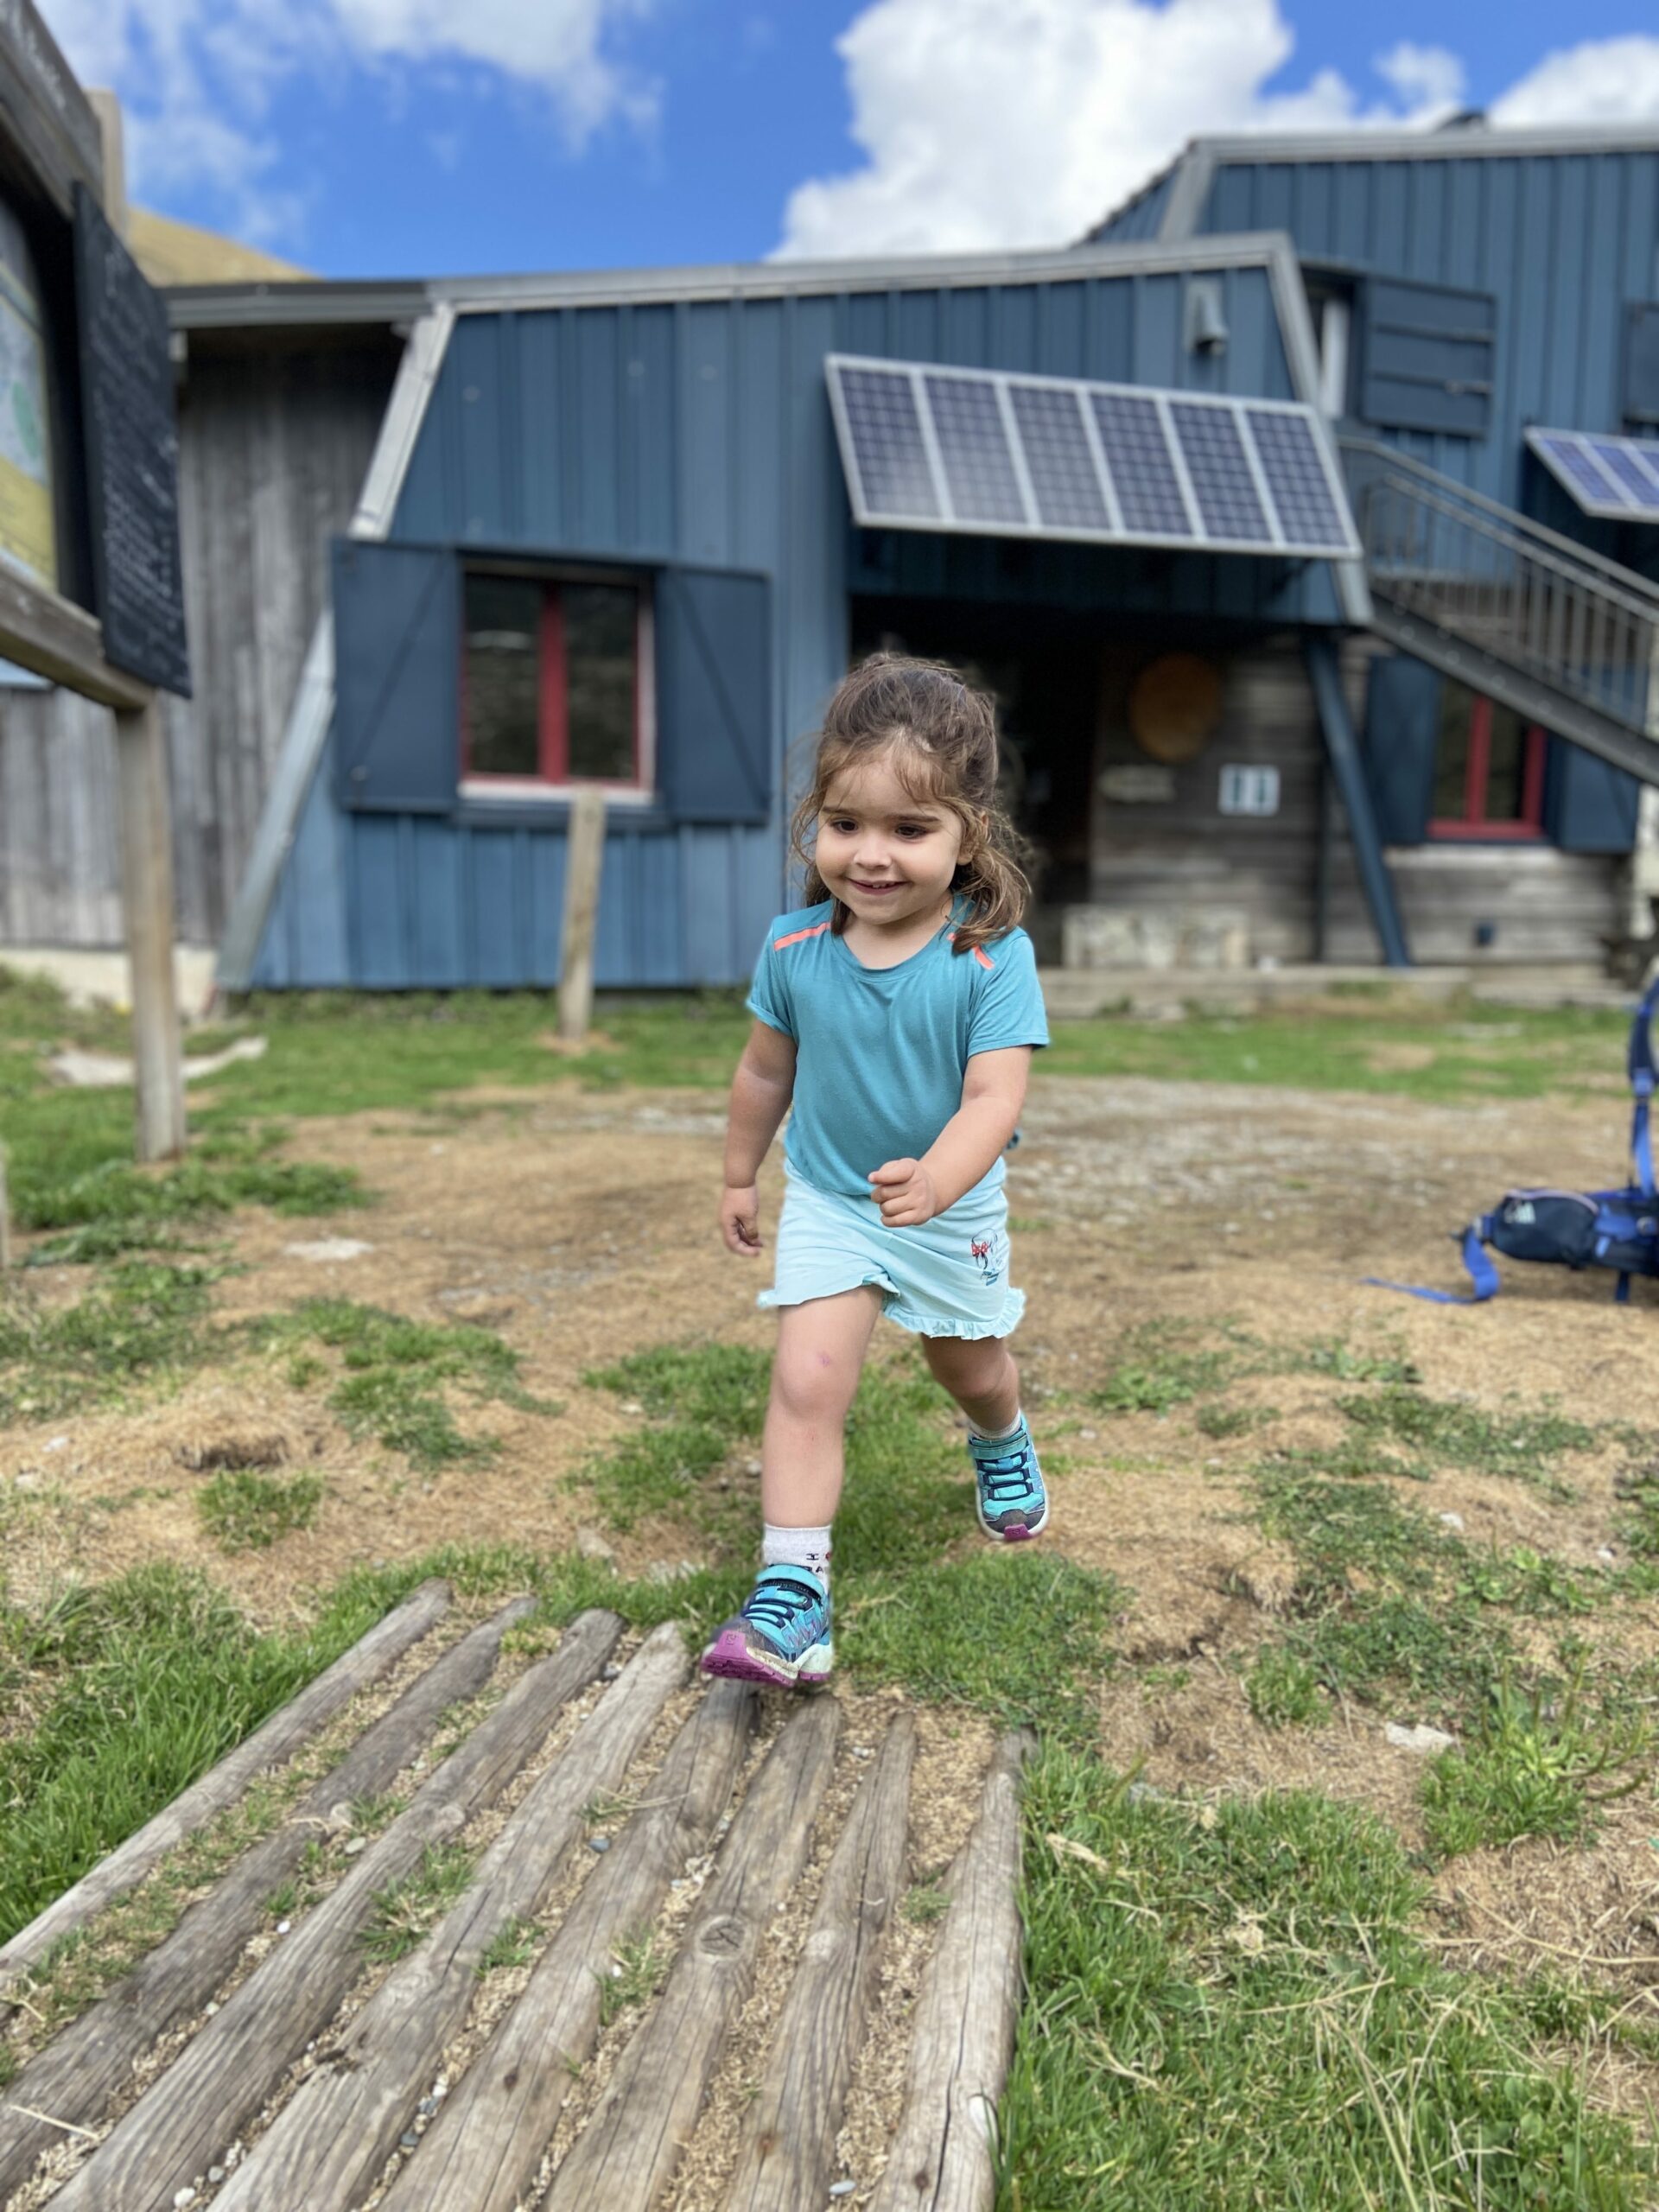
[1340,436,1659,784]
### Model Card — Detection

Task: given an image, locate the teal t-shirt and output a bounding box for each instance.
[747,900,1049,1202]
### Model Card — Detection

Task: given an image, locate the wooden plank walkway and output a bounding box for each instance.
[1,1603,1032,2212]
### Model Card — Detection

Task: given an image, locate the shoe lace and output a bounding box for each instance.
[976,1438,1036,1503]
[742,1575,822,1636]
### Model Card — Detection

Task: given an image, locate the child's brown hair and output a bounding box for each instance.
[789,653,1032,957]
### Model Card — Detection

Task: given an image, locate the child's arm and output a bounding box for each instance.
[869,1046,1033,1226]
[721,1019,798,1255]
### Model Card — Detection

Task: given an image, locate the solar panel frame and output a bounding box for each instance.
[824,353,1362,560]
[1526,426,1659,520]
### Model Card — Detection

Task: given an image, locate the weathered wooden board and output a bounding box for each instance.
[211,1623,688,2212]
[0,1596,531,2202]
[726,1712,916,2212]
[542,1694,842,2212]
[0,1578,450,2005]
[868,1731,1033,2212]
[378,1676,758,2212]
[46,1609,621,2212]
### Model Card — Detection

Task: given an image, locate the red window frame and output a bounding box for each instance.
[461,575,645,791]
[1427,693,1547,842]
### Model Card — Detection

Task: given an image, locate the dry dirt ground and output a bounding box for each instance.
[8,1066,1659,2195]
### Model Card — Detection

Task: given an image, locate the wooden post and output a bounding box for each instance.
[114,696,186,1160]
[557,790,606,1043]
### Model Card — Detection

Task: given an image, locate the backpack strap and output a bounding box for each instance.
[1367,1220,1500,1304]
[1628,976,1659,1198]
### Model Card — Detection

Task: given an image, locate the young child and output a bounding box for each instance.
[702,654,1051,1692]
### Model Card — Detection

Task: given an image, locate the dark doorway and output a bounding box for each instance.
[848,595,1100,961]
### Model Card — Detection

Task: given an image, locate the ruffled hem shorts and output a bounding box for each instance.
[758,1167,1024,1341]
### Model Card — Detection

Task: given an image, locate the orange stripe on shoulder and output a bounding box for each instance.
[772,921,831,951]
[947,929,996,971]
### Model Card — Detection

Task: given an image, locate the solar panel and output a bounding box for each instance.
[823,353,1362,559]
[1246,409,1351,549]
[1007,382,1111,532]
[1526,427,1659,520]
[1169,399,1274,543]
[1089,391,1193,538]
[924,372,1027,526]
[834,366,940,522]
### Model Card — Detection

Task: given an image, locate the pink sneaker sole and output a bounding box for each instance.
[699,1625,833,1689]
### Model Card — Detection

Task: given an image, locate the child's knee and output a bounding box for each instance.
[772,1340,861,1424]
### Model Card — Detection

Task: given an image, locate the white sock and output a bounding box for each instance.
[971,1410,1024,1442]
[762,1522,833,1584]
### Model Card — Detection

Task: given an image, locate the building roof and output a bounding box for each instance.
[1088,117,1659,246]
[126,206,311,289]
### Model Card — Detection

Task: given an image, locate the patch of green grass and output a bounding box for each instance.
[1244,1646,1324,1727]
[1290,1339,1421,1386]
[847,1553,1119,1745]
[0,1261,219,1422]
[1002,1745,1656,2210]
[1338,1389,1596,1497]
[478,1915,541,1975]
[258,1300,553,1471]
[0,1561,414,1943]
[197,1468,325,1553]
[599,1931,670,2024]
[1458,1545,1599,1618]
[902,1880,950,1924]
[1421,1666,1659,1858]
[360,1841,476,1963]
[16,1149,363,1249]
[1193,1402,1271,1441]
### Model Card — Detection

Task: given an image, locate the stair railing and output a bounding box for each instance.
[1340,435,1659,740]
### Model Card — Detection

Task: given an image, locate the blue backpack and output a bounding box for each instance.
[1379,976,1659,1306]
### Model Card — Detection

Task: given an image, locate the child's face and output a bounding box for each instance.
[816,747,965,931]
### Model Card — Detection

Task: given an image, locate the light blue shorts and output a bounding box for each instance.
[759,1169,1024,1341]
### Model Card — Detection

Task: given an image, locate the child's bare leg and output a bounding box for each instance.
[920,1333,1020,1435]
[761,1287,883,1529]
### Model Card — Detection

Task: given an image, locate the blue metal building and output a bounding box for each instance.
[217,120,1659,989]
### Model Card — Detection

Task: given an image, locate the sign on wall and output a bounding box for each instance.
[0,200,53,587]
[1218,763,1281,817]
[72,181,190,696]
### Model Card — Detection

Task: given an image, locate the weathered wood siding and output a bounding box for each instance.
[1085,637,1325,963]
[1325,845,1622,964]
[0,334,397,949]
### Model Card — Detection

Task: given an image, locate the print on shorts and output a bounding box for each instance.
[970,1235,1001,1287]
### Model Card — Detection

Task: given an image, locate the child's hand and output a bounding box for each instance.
[868,1158,939,1227]
[721,1184,763,1256]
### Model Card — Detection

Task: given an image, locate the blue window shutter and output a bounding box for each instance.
[1363,652,1440,844]
[333,539,461,812]
[1358,277,1495,438]
[1547,741,1639,854]
[655,566,772,825]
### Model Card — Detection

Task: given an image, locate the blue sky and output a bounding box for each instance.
[44,0,1659,279]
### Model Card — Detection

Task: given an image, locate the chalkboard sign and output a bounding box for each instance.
[72,181,189,695]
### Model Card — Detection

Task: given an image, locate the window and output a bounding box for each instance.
[1428,682,1545,840]
[1358,276,1495,439]
[461,570,652,796]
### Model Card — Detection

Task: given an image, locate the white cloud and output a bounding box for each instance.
[1491,36,1659,126]
[39,0,658,251]
[776,0,1461,261]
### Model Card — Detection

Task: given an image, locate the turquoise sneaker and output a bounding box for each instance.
[969,1420,1050,1541]
[700,1565,834,1689]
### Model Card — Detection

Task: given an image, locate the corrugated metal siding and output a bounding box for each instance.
[1200,150,1659,513]
[1085,170,1175,245]
[257,256,1337,988]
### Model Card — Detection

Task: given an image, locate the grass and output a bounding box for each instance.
[360,1840,476,1963]
[257,1299,556,1470]
[577,1344,1122,1737]
[1337,1389,1598,1499]
[197,1468,326,1552]
[1002,1747,1656,2210]
[0,1261,220,1423]
[0,1560,418,1944]
[599,1931,670,2024]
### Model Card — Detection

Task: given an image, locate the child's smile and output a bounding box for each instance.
[816,749,964,948]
